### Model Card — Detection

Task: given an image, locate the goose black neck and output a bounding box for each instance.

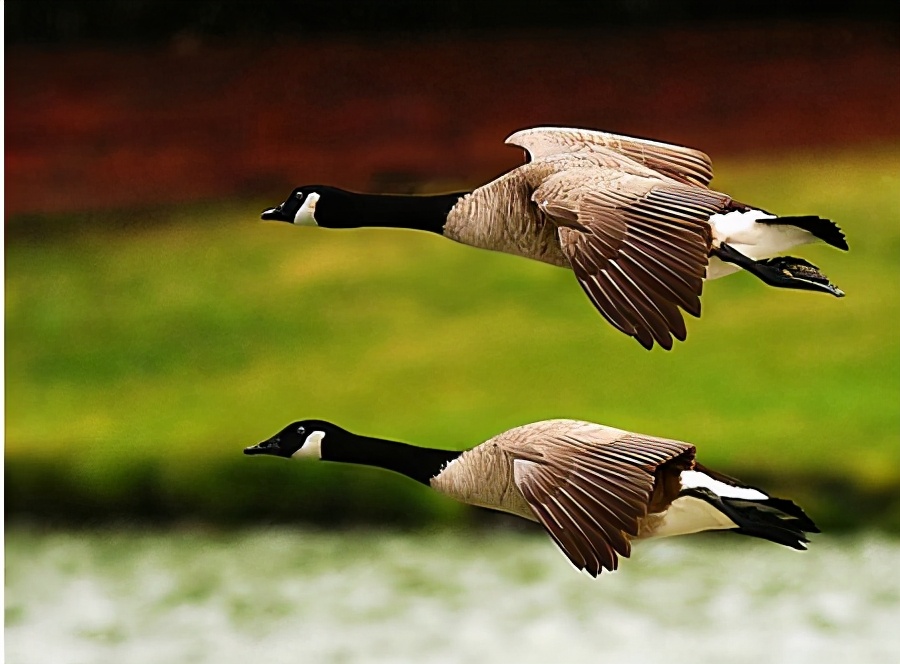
[314,187,468,235]
[322,433,462,485]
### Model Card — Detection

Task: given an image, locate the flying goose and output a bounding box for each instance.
[261,127,848,350]
[245,418,818,577]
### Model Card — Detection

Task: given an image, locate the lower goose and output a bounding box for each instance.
[261,126,848,350]
[244,418,818,577]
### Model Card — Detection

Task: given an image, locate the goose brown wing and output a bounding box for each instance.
[536,175,731,349]
[512,433,695,576]
[506,127,714,187]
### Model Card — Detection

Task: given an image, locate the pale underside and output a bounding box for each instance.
[430,419,700,577]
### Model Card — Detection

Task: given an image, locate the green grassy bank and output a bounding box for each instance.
[5,147,900,529]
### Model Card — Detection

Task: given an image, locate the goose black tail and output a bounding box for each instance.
[761,215,849,251]
[683,487,819,550]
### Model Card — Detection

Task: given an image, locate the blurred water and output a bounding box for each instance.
[5,527,900,664]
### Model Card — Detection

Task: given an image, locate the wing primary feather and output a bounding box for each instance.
[521,484,592,572]
[630,202,711,228]
[626,225,709,273]
[569,256,643,337]
[568,466,648,514]
[568,258,639,335]
[594,269,671,349]
[613,256,688,338]
[564,476,641,536]
[626,239,707,294]
[554,488,622,572]
[622,214,708,251]
[606,261,678,348]
[623,220,710,260]
[547,494,605,574]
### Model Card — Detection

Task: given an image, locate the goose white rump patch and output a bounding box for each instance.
[710,208,816,261]
[681,470,767,500]
[709,209,776,244]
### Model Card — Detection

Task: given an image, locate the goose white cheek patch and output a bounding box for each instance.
[293,192,320,226]
[292,431,325,459]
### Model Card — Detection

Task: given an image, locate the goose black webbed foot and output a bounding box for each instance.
[713,243,845,297]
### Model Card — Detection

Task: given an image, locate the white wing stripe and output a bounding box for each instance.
[681,470,767,500]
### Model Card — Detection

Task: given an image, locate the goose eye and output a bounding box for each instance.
[295,192,304,200]
[297,426,306,435]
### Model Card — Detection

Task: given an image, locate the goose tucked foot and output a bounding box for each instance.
[713,243,845,297]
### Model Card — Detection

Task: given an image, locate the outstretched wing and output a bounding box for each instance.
[534,171,732,349]
[506,126,714,187]
[513,431,695,576]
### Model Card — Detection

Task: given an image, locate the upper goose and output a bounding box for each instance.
[261,126,848,350]
[245,418,818,577]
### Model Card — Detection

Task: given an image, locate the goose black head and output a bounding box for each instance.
[244,419,346,460]
[260,186,322,226]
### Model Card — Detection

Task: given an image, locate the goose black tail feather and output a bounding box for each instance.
[692,462,819,532]
[761,215,849,251]
[682,487,818,550]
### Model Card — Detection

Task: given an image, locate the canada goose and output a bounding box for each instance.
[261,127,848,350]
[244,418,818,577]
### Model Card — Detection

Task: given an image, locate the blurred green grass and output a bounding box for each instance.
[5,146,900,528]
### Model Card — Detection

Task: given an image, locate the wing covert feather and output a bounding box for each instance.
[506,127,714,187]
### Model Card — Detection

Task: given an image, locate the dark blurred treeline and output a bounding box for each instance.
[6,0,899,45]
[7,455,898,531]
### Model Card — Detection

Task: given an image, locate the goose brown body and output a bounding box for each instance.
[443,127,845,349]
[426,418,818,577]
[444,130,739,349]
[431,419,697,575]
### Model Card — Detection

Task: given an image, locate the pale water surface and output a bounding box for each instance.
[5,527,900,664]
